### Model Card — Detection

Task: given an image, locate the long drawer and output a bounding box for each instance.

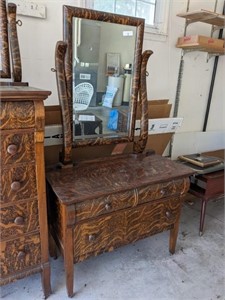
[0,233,41,278]
[0,199,39,240]
[73,178,187,222]
[73,196,181,263]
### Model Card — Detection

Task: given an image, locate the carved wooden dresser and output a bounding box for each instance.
[0,86,52,298]
[47,153,193,297]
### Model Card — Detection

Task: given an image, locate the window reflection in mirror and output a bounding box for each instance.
[72,18,137,141]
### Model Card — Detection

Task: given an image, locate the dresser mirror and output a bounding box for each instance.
[56,5,152,164]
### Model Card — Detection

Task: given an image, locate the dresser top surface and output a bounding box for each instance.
[47,154,194,204]
[0,86,51,99]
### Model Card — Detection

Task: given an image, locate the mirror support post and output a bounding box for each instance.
[7,3,22,82]
[55,41,73,165]
[133,50,153,153]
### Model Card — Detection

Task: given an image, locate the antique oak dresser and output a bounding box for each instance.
[47,153,193,297]
[0,86,52,298]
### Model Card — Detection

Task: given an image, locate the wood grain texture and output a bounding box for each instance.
[0,234,41,278]
[56,5,145,156]
[0,87,52,298]
[7,3,22,82]
[0,132,35,165]
[0,101,35,129]
[1,164,37,204]
[72,197,181,263]
[47,153,193,205]
[0,199,39,240]
[133,50,153,153]
[0,0,11,78]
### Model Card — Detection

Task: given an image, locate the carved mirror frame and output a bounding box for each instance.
[55,5,153,164]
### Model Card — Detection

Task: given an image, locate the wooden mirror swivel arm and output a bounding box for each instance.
[133,49,153,153]
[0,0,11,78]
[55,41,73,165]
[7,3,22,82]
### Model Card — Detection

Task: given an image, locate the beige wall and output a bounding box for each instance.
[8,0,225,157]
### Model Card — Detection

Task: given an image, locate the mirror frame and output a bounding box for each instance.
[55,5,153,164]
[0,0,11,78]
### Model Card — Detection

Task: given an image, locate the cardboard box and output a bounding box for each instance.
[136,99,172,120]
[176,35,224,51]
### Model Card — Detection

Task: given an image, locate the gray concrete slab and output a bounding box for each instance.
[1,195,224,300]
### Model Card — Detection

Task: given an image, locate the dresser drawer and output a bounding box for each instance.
[0,200,39,240]
[138,178,189,205]
[75,189,136,222]
[0,234,41,277]
[0,101,35,130]
[1,132,35,166]
[1,164,37,204]
[73,197,181,263]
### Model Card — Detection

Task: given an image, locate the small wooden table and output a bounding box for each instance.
[189,170,224,236]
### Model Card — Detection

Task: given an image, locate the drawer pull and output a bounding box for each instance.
[165,211,172,218]
[7,144,18,155]
[160,189,166,196]
[11,181,21,191]
[88,234,96,242]
[105,203,111,211]
[17,251,26,260]
[14,216,25,225]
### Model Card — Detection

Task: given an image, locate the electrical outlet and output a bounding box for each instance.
[13,0,46,19]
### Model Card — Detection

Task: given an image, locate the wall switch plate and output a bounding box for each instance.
[135,118,183,136]
[13,0,46,19]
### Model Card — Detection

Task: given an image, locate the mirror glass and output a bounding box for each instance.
[72,18,137,141]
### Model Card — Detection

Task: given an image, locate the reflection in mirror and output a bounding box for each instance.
[72,18,137,141]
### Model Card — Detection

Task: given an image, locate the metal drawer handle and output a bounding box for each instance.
[7,144,18,155]
[88,234,96,242]
[165,211,172,218]
[11,181,21,191]
[17,251,26,260]
[14,216,24,225]
[105,203,111,211]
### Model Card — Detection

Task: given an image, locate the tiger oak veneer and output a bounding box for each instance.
[0,86,52,298]
[46,153,193,297]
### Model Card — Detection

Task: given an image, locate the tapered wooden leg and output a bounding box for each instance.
[64,236,74,298]
[41,262,52,299]
[199,198,207,236]
[169,222,180,254]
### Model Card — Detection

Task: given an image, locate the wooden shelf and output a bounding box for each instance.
[177,9,225,28]
[176,44,225,55]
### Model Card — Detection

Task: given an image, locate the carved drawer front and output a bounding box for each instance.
[73,210,126,263]
[75,190,136,222]
[138,178,189,205]
[1,132,35,166]
[73,197,181,263]
[0,234,41,277]
[0,200,39,240]
[1,164,37,204]
[0,101,35,130]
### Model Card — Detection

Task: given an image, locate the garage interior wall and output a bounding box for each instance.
[8,0,225,159]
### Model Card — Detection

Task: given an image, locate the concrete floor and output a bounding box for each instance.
[1,194,224,300]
